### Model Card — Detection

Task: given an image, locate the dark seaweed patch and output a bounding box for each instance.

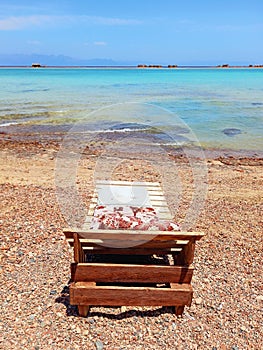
[222,128,242,137]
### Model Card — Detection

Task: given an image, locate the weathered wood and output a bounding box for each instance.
[81,246,182,255]
[78,305,90,317]
[90,198,169,207]
[70,282,193,306]
[70,281,95,304]
[96,180,160,187]
[73,233,85,263]
[64,229,205,242]
[148,188,163,193]
[146,190,166,196]
[65,180,205,316]
[156,213,173,220]
[66,237,188,249]
[176,240,196,266]
[149,200,171,207]
[171,282,192,313]
[175,305,185,316]
[73,263,194,283]
[73,233,80,263]
[71,262,77,281]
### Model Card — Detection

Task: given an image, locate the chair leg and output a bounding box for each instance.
[78,305,90,317]
[175,305,185,316]
[172,254,178,265]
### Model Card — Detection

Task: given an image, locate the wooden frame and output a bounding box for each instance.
[63,181,205,317]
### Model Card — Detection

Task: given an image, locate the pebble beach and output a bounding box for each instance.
[0,133,262,350]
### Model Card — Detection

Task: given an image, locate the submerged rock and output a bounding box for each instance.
[222,128,242,137]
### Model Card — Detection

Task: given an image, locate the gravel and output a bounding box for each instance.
[0,140,262,349]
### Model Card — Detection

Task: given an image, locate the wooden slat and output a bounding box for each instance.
[146,187,163,192]
[89,203,96,209]
[73,263,194,283]
[67,237,187,247]
[146,190,165,196]
[80,247,182,255]
[96,186,163,193]
[155,207,171,213]
[70,282,193,306]
[157,214,173,220]
[64,229,205,241]
[66,238,188,249]
[67,238,199,248]
[149,200,170,207]
[96,180,160,187]
[90,198,168,206]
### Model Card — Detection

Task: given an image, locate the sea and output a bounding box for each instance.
[0,67,262,153]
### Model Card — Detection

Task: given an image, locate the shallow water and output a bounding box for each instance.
[0,67,262,151]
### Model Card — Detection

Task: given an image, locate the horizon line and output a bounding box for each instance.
[0,64,262,69]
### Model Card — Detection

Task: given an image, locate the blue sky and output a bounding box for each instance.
[0,0,263,65]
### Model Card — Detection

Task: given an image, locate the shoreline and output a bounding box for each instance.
[1,126,262,160]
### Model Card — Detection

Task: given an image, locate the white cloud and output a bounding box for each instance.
[0,14,142,31]
[86,16,142,26]
[94,41,107,46]
[0,15,54,30]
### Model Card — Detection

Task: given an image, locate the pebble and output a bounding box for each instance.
[49,290,57,295]
[1,143,263,350]
[95,340,104,350]
[195,297,203,305]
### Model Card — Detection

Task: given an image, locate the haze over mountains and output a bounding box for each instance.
[0,54,258,67]
[0,54,123,66]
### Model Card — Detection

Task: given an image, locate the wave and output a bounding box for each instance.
[0,121,23,127]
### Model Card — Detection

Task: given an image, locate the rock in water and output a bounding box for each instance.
[222,128,242,137]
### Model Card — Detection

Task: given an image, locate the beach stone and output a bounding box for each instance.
[222,128,242,137]
[95,340,104,350]
[256,295,263,302]
[195,297,202,305]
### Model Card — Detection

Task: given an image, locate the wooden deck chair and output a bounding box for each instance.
[63,180,205,317]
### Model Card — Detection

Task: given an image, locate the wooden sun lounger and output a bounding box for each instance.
[63,181,205,317]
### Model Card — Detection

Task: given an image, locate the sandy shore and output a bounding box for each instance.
[0,135,262,349]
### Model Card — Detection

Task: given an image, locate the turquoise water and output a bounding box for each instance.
[0,67,263,151]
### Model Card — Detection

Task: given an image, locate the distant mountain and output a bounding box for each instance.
[0,54,127,66]
[0,54,254,67]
